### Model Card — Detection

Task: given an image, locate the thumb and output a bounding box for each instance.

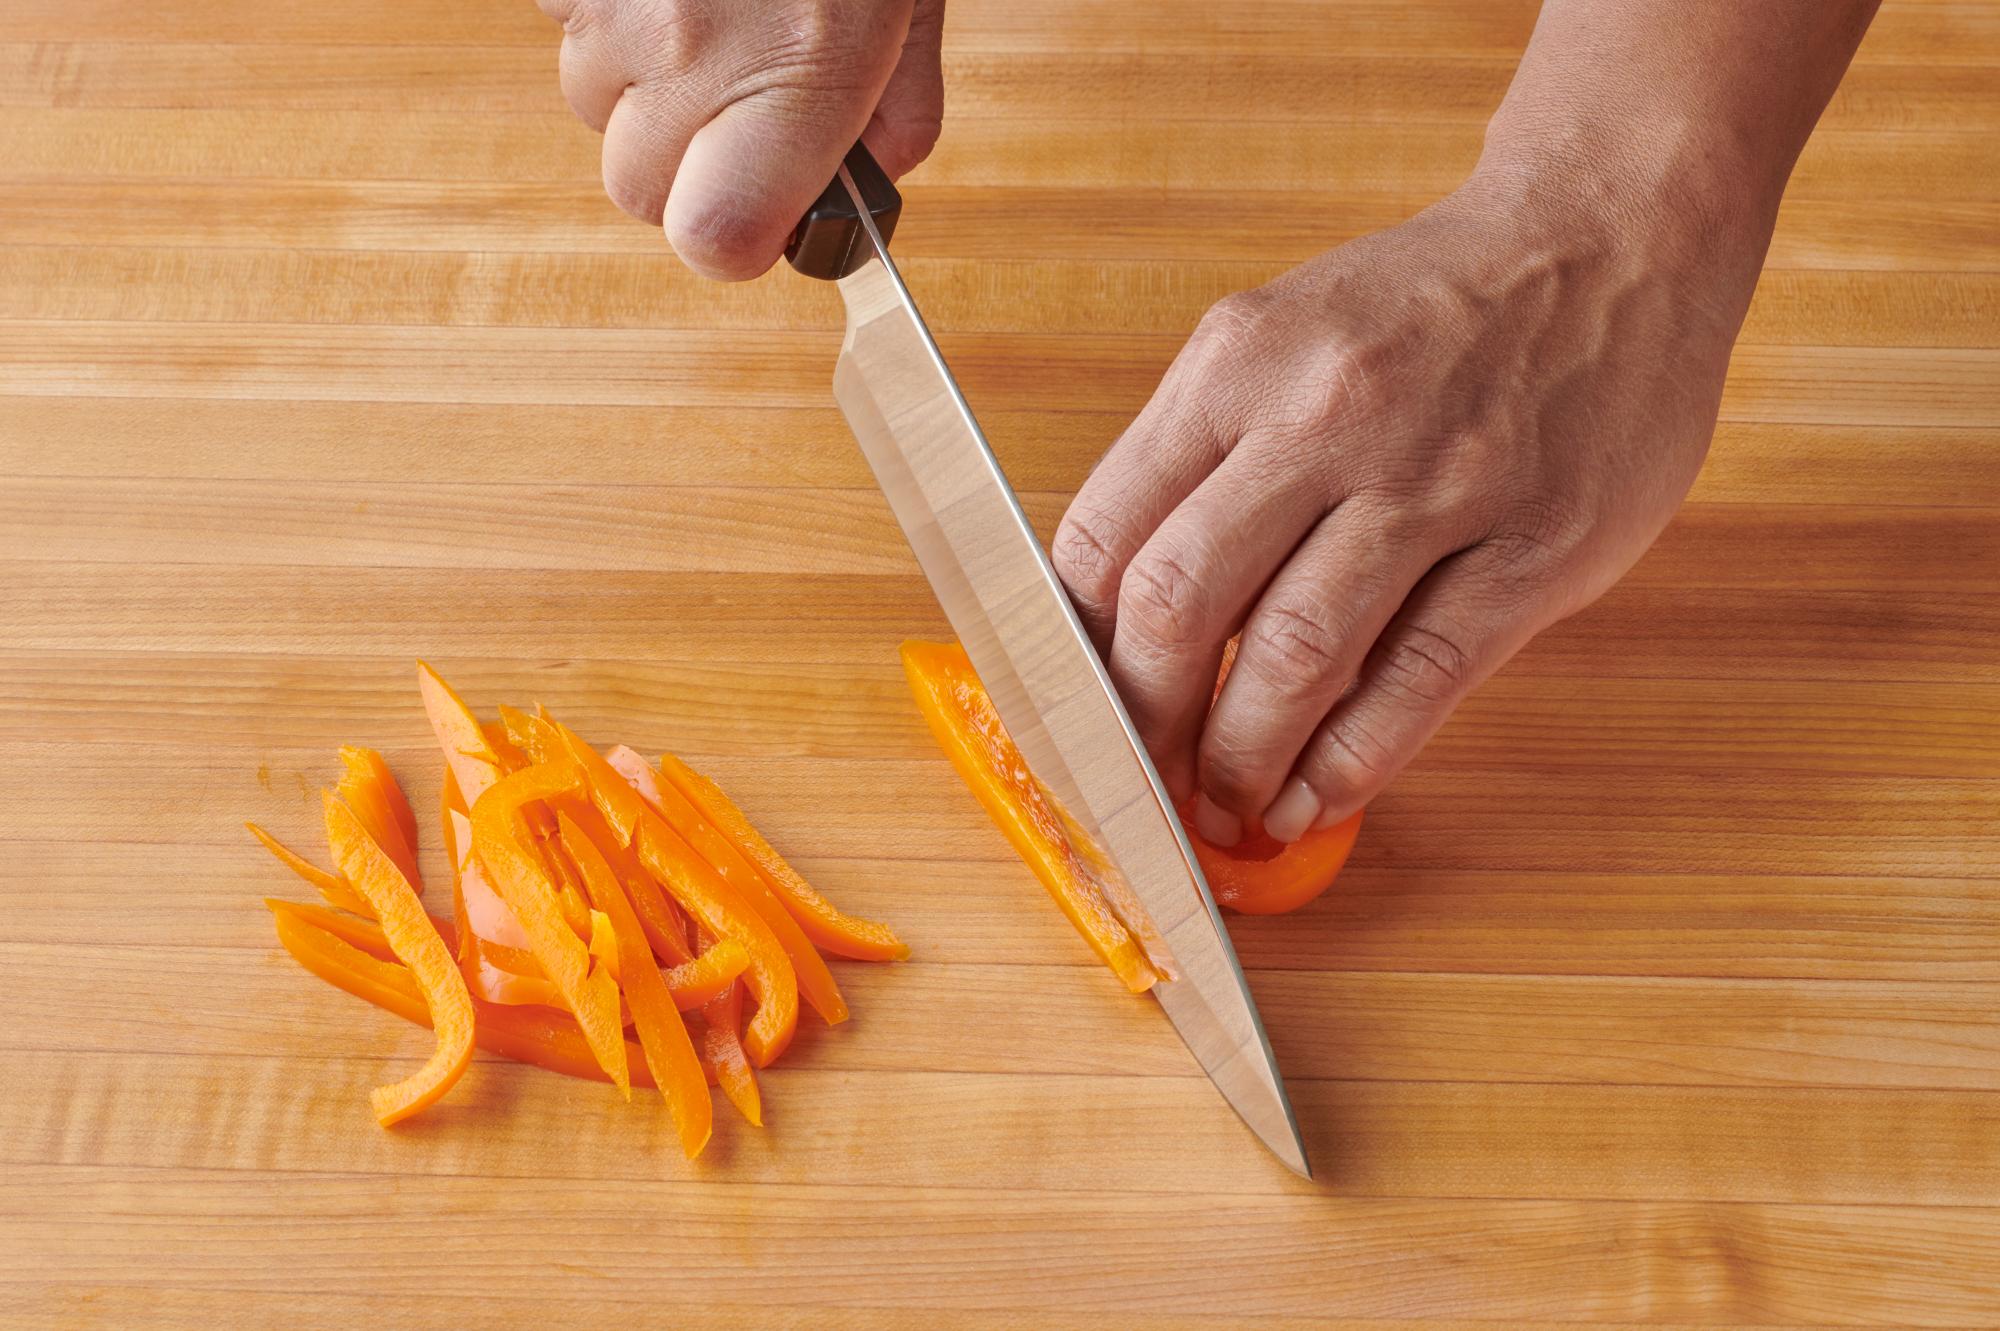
[665,6,911,281]
[864,0,945,178]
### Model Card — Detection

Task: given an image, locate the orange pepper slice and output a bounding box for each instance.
[604,744,848,1027]
[560,812,712,1159]
[470,760,629,1095]
[245,822,372,918]
[560,800,697,967]
[1183,806,1364,915]
[698,974,762,1128]
[634,814,798,1068]
[337,746,421,888]
[901,640,1161,993]
[267,902,677,1090]
[322,791,474,1126]
[417,661,504,808]
[558,723,798,1067]
[662,939,751,1012]
[656,753,908,963]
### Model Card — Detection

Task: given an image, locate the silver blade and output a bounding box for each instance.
[829,167,1309,1178]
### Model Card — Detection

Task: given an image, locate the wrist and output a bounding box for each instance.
[1461,106,1777,298]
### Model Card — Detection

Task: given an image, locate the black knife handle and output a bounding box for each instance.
[784,141,902,281]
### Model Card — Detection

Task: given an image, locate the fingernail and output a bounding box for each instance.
[1193,793,1242,848]
[1261,779,1322,844]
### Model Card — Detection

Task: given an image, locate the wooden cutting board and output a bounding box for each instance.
[4,1,1998,1325]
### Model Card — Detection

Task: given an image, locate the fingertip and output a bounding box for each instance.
[1260,778,1322,844]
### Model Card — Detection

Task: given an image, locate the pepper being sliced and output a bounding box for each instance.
[604,744,848,1027]
[322,791,473,1126]
[901,640,1161,993]
[560,812,712,1159]
[469,759,629,1095]
[656,752,908,963]
[1184,807,1364,915]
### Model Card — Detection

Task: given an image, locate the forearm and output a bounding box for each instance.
[1473,0,1879,266]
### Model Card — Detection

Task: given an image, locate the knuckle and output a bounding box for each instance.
[1183,291,1267,368]
[1240,600,1352,692]
[1314,721,1400,794]
[1051,504,1133,609]
[1118,545,1211,649]
[1373,622,1477,709]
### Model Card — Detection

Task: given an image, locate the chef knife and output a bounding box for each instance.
[786,144,1310,1178]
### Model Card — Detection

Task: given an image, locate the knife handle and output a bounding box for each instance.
[785,141,902,281]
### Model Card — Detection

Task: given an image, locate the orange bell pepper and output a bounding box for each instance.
[560,812,712,1159]
[656,753,908,963]
[1185,807,1364,915]
[268,901,669,1090]
[604,744,848,1027]
[470,760,629,1095]
[901,640,1161,993]
[560,800,697,966]
[245,822,371,918]
[265,896,456,961]
[322,791,473,1126]
[698,975,762,1128]
[417,661,504,807]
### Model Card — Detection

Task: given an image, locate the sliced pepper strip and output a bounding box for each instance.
[417,661,504,808]
[901,640,1161,993]
[561,723,797,1066]
[1185,806,1364,916]
[470,760,629,1095]
[262,897,456,962]
[699,975,762,1128]
[561,812,712,1160]
[605,744,848,1027]
[635,813,798,1068]
[343,746,420,873]
[663,939,751,1012]
[322,791,474,1126]
[246,822,371,918]
[267,902,676,1090]
[562,800,696,967]
[656,752,908,962]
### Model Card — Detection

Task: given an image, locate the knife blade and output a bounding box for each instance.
[787,145,1309,1178]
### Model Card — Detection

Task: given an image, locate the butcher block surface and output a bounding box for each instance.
[4,1,2000,1326]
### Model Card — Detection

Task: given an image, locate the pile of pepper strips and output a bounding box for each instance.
[251,663,906,1159]
[256,650,1361,1157]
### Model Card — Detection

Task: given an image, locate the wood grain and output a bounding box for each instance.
[3,1,1997,1327]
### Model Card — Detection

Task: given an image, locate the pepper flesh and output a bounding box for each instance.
[901,640,1161,993]
[322,791,473,1126]
[657,753,908,962]
[338,746,421,888]
[605,744,848,1027]
[470,760,629,1095]
[1185,808,1364,915]
[560,812,712,1159]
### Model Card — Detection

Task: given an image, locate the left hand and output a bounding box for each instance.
[1051,163,1762,846]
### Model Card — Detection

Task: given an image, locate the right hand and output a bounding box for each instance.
[538,0,944,279]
